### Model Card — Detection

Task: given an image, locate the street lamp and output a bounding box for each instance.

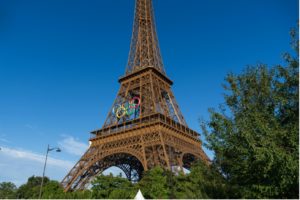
[38,144,61,199]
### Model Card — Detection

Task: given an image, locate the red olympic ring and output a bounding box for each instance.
[129,96,141,109]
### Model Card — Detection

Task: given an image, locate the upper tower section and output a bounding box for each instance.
[126,0,165,75]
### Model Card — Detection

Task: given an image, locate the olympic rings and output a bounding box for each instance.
[112,97,140,119]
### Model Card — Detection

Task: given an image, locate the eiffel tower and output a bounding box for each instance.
[61,0,209,191]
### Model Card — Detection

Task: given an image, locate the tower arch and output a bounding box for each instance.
[62,149,145,191]
[182,153,198,170]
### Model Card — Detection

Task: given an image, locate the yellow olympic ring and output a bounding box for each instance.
[116,105,126,119]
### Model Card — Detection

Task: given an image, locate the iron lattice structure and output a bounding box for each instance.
[126,0,164,74]
[61,0,209,192]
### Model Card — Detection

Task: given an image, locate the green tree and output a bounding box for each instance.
[40,180,67,199]
[136,162,229,199]
[0,182,17,199]
[41,180,92,199]
[201,29,299,198]
[91,173,136,199]
[17,176,49,199]
[67,190,92,199]
[170,170,198,199]
[138,167,170,199]
[16,177,92,199]
[189,161,234,198]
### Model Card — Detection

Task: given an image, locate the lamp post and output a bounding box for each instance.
[38,144,61,199]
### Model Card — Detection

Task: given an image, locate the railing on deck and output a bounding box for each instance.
[90,113,200,141]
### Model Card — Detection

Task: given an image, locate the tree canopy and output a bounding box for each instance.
[0,182,17,199]
[91,173,135,199]
[201,28,299,198]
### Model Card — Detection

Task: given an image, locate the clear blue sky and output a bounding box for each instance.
[0,0,298,185]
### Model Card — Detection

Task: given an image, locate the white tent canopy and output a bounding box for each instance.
[134,189,145,200]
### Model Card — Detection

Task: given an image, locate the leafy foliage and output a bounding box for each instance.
[201,29,299,198]
[40,180,68,199]
[138,162,228,199]
[187,161,232,198]
[91,173,136,199]
[9,176,92,199]
[0,182,17,199]
[138,167,170,199]
[17,176,49,199]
